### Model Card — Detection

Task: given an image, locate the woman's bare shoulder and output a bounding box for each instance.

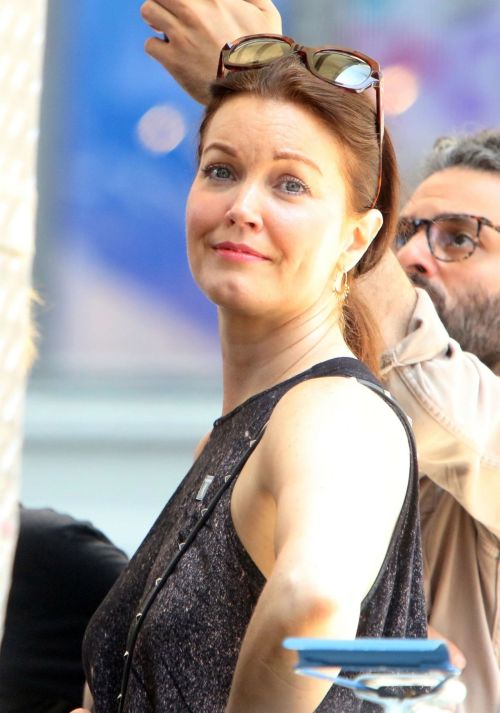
[268,374,406,441]
[259,374,411,495]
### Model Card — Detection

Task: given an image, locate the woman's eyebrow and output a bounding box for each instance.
[273,150,323,175]
[202,143,323,176]
[203,141,238,156]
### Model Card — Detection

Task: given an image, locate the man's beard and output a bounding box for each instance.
[409,273,500,372]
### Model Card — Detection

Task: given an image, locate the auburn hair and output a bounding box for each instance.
[197,55,400,374]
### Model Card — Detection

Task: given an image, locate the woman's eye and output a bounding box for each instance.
[202,165,234,181]
[279,176,309,195]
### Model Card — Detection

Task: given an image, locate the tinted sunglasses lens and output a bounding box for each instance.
[312,51,372,88]
[226,38,292,67]
[430,217,478,261]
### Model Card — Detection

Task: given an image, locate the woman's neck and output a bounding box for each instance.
[219,300,353,415]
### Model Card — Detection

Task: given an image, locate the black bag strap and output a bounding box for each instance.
[116,421,269,712]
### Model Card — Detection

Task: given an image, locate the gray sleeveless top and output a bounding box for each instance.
[83,357,426,712]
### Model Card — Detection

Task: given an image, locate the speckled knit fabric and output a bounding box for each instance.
[83,358,426,713]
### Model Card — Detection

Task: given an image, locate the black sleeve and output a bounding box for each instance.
[0,506,129,710]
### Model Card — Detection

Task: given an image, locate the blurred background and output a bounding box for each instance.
[23,0,500,554]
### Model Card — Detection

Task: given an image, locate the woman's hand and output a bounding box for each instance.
[428,624,467,671]
[140,0,282,104]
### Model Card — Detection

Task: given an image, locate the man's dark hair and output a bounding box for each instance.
[422,128,500,178]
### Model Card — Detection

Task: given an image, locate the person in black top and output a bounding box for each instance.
[0,506,128,712]
[81,39,427,713]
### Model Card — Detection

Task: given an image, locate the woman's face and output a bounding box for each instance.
[186,95,373,320]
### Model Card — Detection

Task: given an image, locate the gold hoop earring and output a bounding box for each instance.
[333,271,350,301]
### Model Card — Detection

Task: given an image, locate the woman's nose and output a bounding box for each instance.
[396,229,439,278]
[224,184,264,231]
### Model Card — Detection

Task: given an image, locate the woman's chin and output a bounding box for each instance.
[203,285,268,317]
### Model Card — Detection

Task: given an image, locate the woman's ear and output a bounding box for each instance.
[343,209,383,271]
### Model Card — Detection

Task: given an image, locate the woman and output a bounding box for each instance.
[82,37,426,713]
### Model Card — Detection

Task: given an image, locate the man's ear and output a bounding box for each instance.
[343,209,383,272]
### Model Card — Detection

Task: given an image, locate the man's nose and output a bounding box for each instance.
[396,229,439,277]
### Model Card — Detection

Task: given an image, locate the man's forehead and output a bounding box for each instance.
[401,166,500,225]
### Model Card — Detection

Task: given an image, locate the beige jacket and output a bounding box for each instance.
[382,288,500,713]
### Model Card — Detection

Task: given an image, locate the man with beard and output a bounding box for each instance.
[360,131,500,713]
[396,131,500,371]
[139,3,499,710]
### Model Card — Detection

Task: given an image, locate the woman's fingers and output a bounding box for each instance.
[153,0,282,22]
[140,0,282,104]
[140,0,176,34]
[427,624,467,670]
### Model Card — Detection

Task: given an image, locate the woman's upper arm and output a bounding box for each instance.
[259,377,411,605]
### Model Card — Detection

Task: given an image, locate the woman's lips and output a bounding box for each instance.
[213,241,270,262]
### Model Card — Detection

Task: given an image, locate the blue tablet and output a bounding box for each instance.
[283,638,458,674]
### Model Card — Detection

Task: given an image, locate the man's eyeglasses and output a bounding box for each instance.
[395,213,500,262]
[216,34,384,207]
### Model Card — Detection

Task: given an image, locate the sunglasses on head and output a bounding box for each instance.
[396,213,500,262]
[217,34,384,207]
